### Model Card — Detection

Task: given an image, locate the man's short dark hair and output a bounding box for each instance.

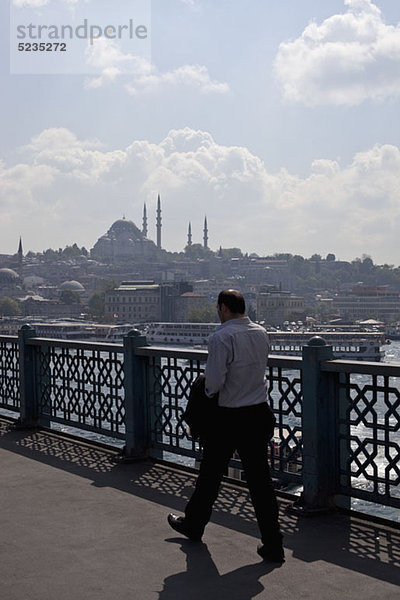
[218,289,245,314]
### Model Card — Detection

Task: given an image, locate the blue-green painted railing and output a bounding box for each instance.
[0,325,399,516]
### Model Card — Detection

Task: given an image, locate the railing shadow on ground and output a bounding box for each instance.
[1,418,399,588]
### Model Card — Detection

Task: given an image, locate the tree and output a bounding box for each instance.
[273,253,293,260]
[88,292,105,318]
[0,297,21,316]
[361,255,374,273]
[60,290,81,305]
[88,279,118,318]
[188,305,218,323]
[219,247,243,259]
[62,243,83,259]
[184,244,215,259]
[43,248,59,261]
[326,253,336,262]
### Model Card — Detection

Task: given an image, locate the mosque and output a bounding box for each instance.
[90,195,210,262]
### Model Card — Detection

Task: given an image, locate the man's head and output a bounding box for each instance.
[217,289,245,322]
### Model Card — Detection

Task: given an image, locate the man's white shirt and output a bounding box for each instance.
[205,316,270,408]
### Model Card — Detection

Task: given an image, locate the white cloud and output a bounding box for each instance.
[1,127,400,264]
[84,38,229,95]
[274,0,400,106]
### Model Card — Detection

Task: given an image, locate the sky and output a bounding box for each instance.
[1,0,400,264]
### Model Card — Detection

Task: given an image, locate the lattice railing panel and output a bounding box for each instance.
[267,366,303,479]
[148,355,204,459]
[338,372,400,508]
[35,344,125,437]
[147,353,303,481]
[0,338,19,411]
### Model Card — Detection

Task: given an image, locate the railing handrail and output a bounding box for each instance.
[135,345,208,361]
[24,336,124,354]
[3,332,398,372]
[321,358,400,376]
[2,329,400,516]
[0,334,18,343]
[134,345,303,369]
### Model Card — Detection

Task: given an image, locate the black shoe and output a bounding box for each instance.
[167,514,203,541]
[257,543,285,563]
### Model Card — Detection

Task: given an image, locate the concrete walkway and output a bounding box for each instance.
[1,418,399,600]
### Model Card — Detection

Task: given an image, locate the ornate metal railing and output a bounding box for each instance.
[13,325,126,440]
[31,338,126,439]
[322,360,400,511]
[1,327,399,518]
[0,336,19,412]
[135,345,302,483]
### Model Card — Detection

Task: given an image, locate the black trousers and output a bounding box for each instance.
[184,402,281,544]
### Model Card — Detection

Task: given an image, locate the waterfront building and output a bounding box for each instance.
[257,288,305,326]
[173,291,209,322]
[18,295,83,318]
[104,281,161,322]
[332,285,400,323]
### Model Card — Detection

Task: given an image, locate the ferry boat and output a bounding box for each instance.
[2,318,385,360]
[145,322,218,346]
[144,322,387,361]
[269,330,387,361]
[0,319,135,343]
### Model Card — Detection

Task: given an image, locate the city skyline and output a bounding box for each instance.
[1,1,400,264]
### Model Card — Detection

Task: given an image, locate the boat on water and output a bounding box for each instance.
[0,318,386,361]
[269,330,387,361]
[144,322,388,361]
[145,322,218,346]
[0,318,135,342]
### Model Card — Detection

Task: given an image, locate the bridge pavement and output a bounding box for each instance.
[1,418,399,600]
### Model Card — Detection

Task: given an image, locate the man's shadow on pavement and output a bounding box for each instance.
[158,538,282,600]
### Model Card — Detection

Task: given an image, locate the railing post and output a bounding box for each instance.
[16,325,38,428]
[122,329,149,460]
[337,371,351,510]
[147,354,163,460]
[292,336,336,514]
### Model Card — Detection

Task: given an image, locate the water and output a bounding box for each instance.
[383,339,400,363]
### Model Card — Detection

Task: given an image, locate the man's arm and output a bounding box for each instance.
[204,334,231,397]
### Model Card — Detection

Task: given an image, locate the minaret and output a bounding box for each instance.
[142,203,148,237]
[203,216,208,249]
[17,236,23,275]
[156,194,162,249]
[187,222,192,246]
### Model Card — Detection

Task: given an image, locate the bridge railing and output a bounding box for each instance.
[0,335,20,412]
[0,326,399,518]
[322,359,400,513]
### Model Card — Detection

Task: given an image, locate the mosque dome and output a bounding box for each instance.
[108,218,142,238]
[24,275,45,287]
[0,268,20,282]
[59,280,85,292]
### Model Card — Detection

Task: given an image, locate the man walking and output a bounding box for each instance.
[168,289,284,563]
